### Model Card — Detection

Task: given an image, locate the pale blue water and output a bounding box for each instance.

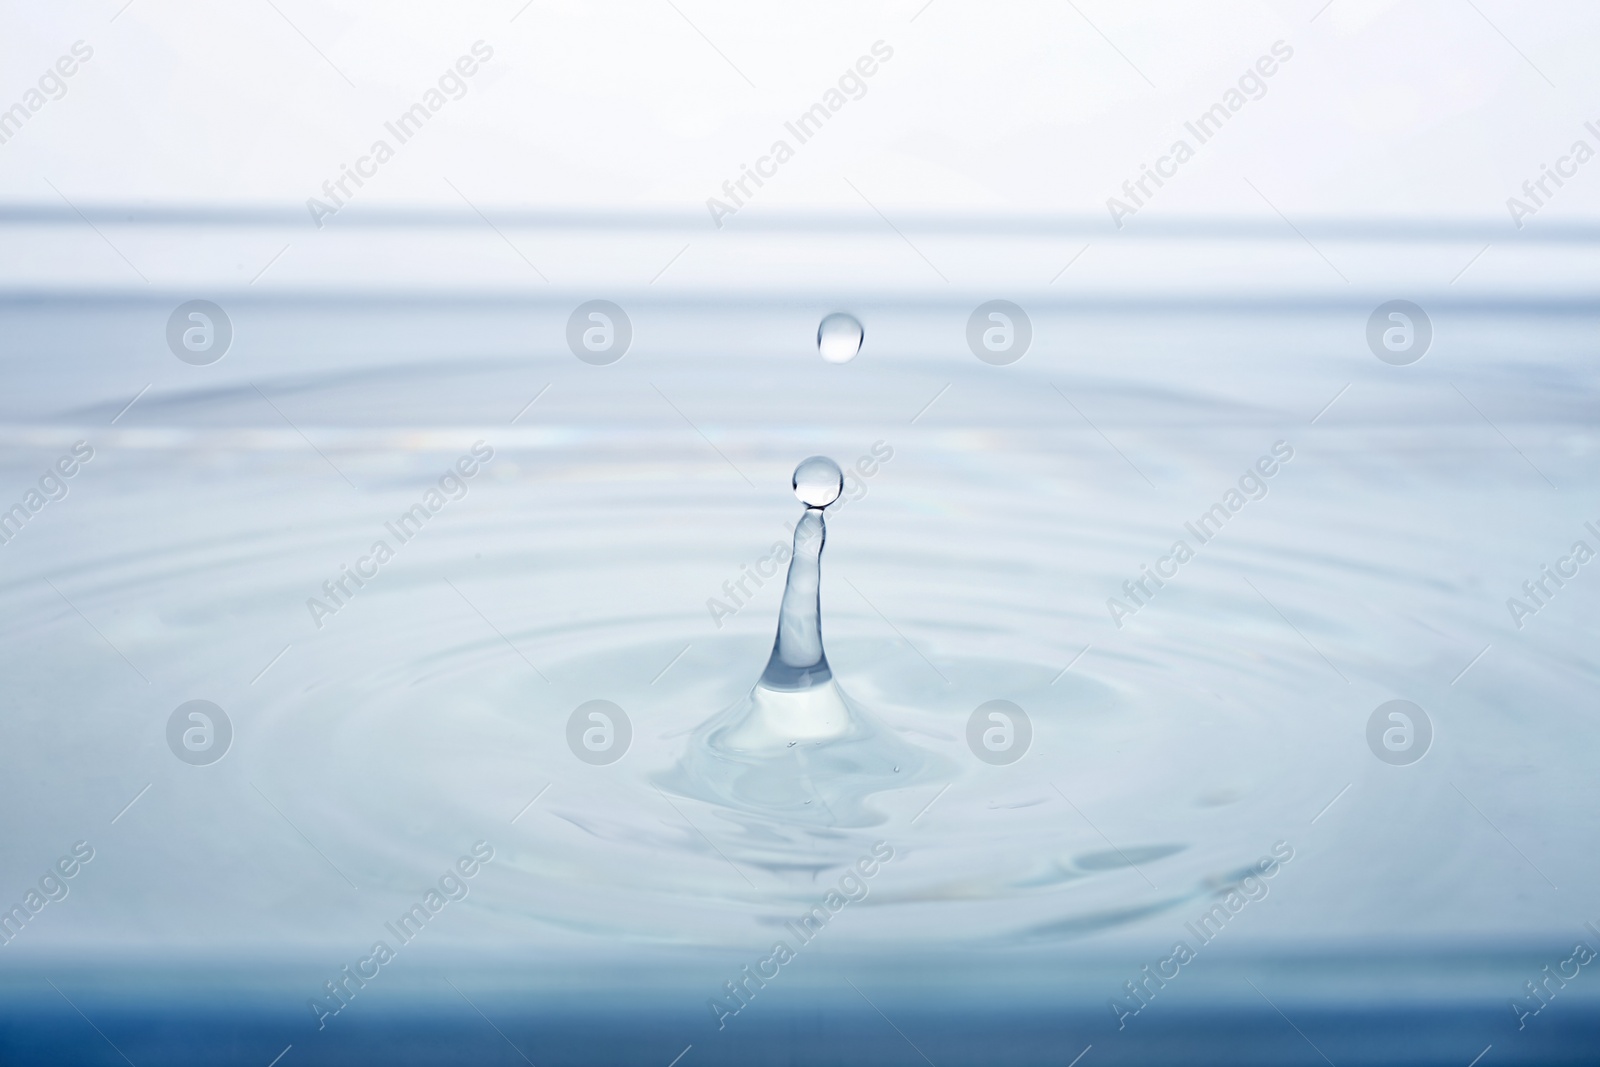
[1,233,1598,1062]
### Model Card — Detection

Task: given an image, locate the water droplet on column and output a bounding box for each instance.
[651,453,949,826]
[817,312,863,363]
[793,456,843,508]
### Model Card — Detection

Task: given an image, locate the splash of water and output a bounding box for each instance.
[757,458,841,691]
[656,456,942,826]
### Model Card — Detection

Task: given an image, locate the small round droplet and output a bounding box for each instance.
[817,312,863,364]
[793,456,843,507]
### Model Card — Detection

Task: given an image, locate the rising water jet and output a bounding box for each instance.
[655,456,941,825]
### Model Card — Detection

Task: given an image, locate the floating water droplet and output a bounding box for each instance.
[793,456,843,508]
[817,312,863,364]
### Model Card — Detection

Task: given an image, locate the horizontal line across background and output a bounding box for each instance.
[1,292,1596,313]
[1,204,1598,242]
